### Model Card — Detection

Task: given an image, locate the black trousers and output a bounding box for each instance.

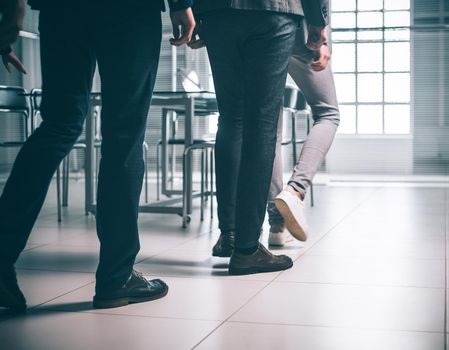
[202,10,298,248]
[0,2,162,292]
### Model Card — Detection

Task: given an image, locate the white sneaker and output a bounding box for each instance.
[268,225,293,247]
[275,186,309,241]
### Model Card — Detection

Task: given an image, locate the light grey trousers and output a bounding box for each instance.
[267,51,340,226]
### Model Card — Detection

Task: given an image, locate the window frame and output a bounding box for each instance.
[331,0,412,136]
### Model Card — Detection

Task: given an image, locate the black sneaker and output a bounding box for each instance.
[93,270,168,309]
[229,243,293,275]
[212,231,235,258]
[0,264,27,312]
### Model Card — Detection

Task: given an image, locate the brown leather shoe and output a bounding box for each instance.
[229,243,293,275]
[212,231,235,257]
[93,270,168,309]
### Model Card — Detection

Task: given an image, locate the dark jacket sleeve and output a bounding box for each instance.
[168,0,193,11]
[301,0,329,27]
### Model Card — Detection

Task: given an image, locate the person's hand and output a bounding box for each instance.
[306,24,327,52]
[169,7,195,46]
[310,44,331,72]
[2,50,26,74]
[0,0,25,50]
[187,21,205,49]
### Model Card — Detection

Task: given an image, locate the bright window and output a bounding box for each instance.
[332,1,411,135]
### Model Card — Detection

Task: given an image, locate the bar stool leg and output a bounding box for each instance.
[310,183,314,207]
[56,165,62,223]
[291,111,297,168]
[200,150,205,221]
[143,142,149,203]
[62,154,70,207]
[210,149,214,219]
[82,147,89,216]
[169,112,177,191]
[182,148,190,228]
[156,142,160,201]
[205,146,209,202]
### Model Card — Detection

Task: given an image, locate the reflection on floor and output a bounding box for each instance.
[0,180,447,350]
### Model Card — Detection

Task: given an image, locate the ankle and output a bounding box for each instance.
[235,245,258,255]
[288,185,304,200]
[270,224,285,233]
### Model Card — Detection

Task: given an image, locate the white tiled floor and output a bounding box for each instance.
[0,181,447,349]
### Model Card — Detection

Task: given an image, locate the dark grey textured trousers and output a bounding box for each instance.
[202,9,298,248]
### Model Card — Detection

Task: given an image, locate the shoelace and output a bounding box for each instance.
[132,270,150,285]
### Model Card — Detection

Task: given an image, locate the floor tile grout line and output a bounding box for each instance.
[134,226,219,266]
[224,319,447,335]
[13,267,98,274]
[29,280,95,310]
[0,280,95,325]
[22,242,53,252]
[18,266,444,289]
[15,267,94,275]
[302,253,446,261]
[189,279,276,350]
[279,187,384,276]
[272,280,446,290]
[20,307,225,323]
[444,188,448,350]
[16,227,218,276]
[0,306,227,324]
[190,187,383,349]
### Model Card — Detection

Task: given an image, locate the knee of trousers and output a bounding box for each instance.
[37,119,84,144]
[312,111,341,128]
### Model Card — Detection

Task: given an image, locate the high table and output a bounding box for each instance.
[84,91,218,225]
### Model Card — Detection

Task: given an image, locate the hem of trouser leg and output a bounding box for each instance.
[219,227,235,233]
[235,239,260,250]
[95,271,133,294]
[268,218,285,227]
[287,181,306,197]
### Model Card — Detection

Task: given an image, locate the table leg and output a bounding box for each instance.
[161,108,169,196]
[184,98,194,214]
[84,103,96,215]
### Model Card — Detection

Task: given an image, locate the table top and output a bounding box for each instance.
[23,90,219,113]
[22,90,216,98]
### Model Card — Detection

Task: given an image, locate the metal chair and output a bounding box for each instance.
[156,137,216,226]
[0,86,30,148]
[282,85,314,206]
[154,103,217,227]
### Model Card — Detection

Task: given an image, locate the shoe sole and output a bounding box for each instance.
[275,198,307,242]
[268,234,294,247]
[228,260,293,276]
[268,238,285,247]
[212,250,232,258]
[0,278,27,312]
[268,240,285,247]
[93,286,169,309]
